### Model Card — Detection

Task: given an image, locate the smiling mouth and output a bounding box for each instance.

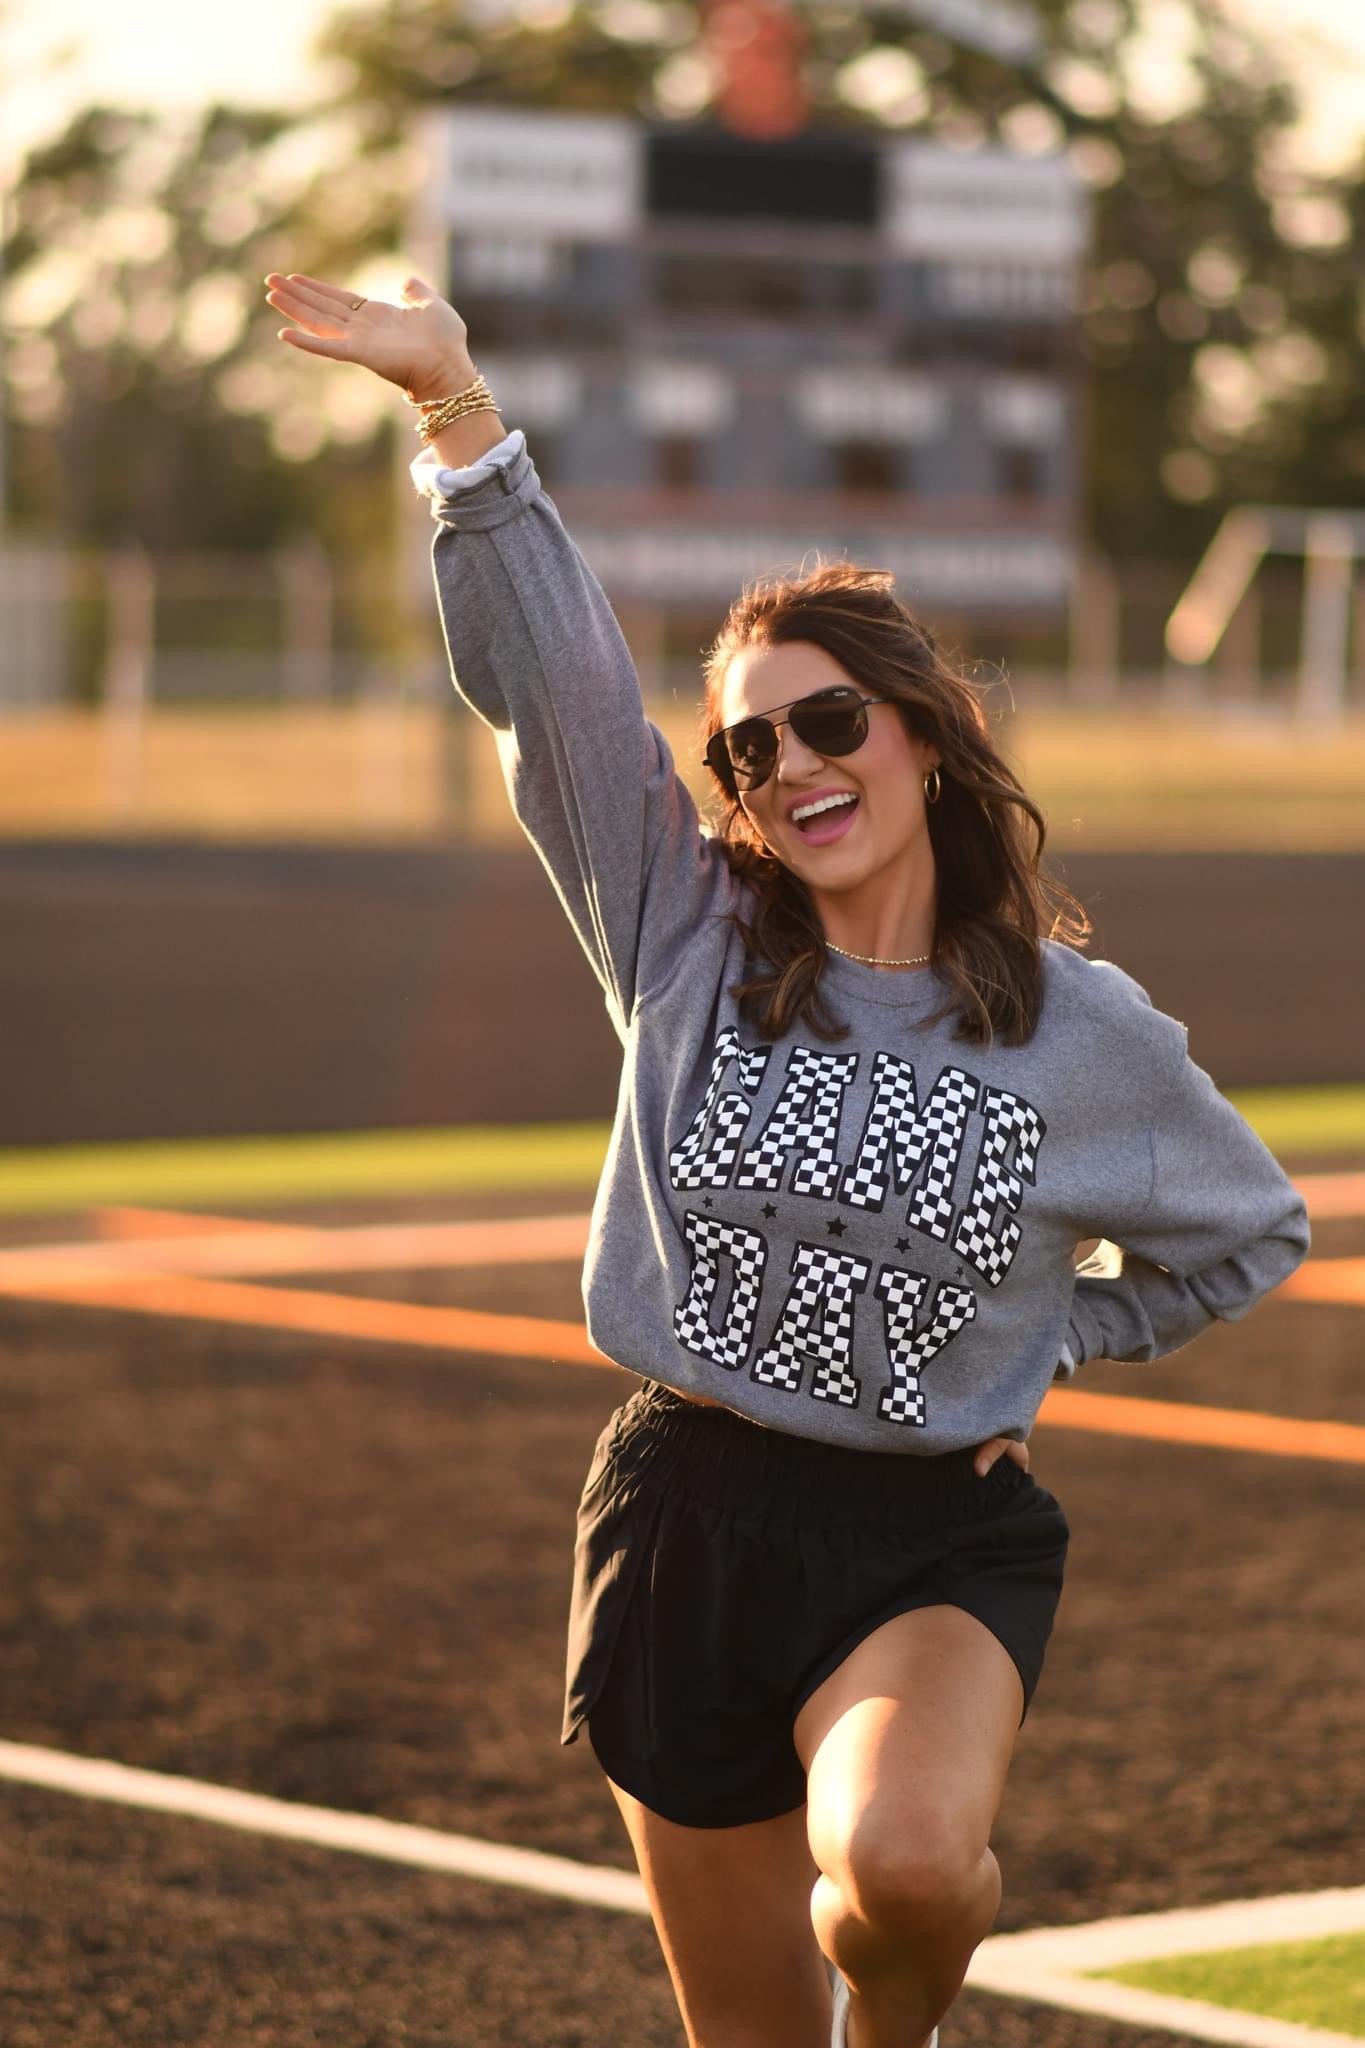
[793,795,862,843]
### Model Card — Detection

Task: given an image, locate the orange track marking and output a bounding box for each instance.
[9,1266,1365,1465]
[1278,1257,1365,1305]
[19,1269,607,1368]
[1039,1386,1365,1464]
[1293,1171,1365,1216]
[90,1206,319,1241]
[0,1213,593,1289]
[2,1169,1357,1293]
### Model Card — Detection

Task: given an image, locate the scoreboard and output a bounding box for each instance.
[408,105,1088,625]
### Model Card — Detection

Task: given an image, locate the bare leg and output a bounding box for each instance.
[793,1604,1026,2048]
[601,1769,834,2048]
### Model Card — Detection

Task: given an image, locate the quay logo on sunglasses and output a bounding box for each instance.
[705,686,892,792]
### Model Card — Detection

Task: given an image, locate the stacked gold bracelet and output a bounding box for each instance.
[409,371,499,445]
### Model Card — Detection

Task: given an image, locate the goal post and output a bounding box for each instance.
[1166,506,1365,726]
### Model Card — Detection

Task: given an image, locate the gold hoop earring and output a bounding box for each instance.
[923,765,942,804]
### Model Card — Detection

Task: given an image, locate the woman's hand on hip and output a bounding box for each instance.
[973,1435,1030,1477]
[263,271,475,402]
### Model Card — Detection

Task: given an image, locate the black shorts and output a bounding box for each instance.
[562,1379,1070,1830]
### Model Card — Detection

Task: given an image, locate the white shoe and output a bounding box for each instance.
[828,1968,938,2048]
[829,1969,848,2048]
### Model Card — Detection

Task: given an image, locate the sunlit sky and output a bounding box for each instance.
[3,0,1364,184]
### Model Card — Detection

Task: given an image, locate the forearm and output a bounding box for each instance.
[427,404,508,468]
[409,353,507,468]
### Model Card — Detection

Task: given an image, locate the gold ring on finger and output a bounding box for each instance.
[350,296,366,311]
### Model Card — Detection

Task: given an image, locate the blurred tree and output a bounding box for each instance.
[1,0,1361,573]
[312,0,1365,554]
[2,104,408,558]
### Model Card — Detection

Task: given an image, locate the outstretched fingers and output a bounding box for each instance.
[276,325,351,360]
[265,271,360,309]
[265,284,349,331]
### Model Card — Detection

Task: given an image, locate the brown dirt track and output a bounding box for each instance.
[1,842,1362,1148]
[1,841,1361,2044]
[1,1180,1362,2047]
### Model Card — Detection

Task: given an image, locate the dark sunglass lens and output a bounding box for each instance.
[791,689,867,756]
[728,720,777,784]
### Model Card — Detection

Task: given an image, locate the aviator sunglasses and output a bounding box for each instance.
[704,685,893,794]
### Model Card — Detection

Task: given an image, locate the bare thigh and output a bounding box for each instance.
[794,1604,1025,1924]
[602,1773,833,2048]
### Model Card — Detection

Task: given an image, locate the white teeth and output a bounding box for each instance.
[793,793,858,824]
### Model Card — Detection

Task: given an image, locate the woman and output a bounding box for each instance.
[264,270,1311,2048]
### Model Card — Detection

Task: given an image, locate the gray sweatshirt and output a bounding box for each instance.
[411,429,1312,1453]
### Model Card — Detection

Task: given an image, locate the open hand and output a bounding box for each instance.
[973,1436,1030,1477]
[263,271,475,403]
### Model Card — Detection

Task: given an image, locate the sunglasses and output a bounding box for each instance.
[705,685,894,794]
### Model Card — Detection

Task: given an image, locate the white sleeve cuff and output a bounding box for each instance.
[409,427,526,500]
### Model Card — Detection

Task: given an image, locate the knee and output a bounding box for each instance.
[829,1816,996,1940]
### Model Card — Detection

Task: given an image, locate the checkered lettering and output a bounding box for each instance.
[873,1266,977,1428]
[838,1052,916,1213]
[735,1044,860,1197]
[672,1211,769,1370]
[669,1024,773,1191]
[751,1241,871,1407]
[903,1068,982,1239]
[839,1057,979,1241]
[952,1087,1046,1287]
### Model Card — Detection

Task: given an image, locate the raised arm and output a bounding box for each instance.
[263,269,735,1040]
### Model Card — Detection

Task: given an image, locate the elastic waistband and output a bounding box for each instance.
[611,1380,1028,1530]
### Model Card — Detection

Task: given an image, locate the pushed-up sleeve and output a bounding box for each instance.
[412,433,734,1043]
[1058,1028,1311,1372]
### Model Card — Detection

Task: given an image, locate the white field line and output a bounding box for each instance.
[2,1735,1362,2048]
[973,1887,1365,1968]
[0,1211,592,1287]
[963,1962,1365,2048]
[0,1738,646,1915]
[966,1888,1365,2048]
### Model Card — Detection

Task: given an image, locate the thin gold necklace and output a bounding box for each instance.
[826,943,933,968]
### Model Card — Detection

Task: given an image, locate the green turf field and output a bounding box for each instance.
[0,1086,1361,1215]
[0,1119,610,1215]
[1093,1929,1365,2036]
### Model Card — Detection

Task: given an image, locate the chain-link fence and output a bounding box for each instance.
[2,536,1362,843]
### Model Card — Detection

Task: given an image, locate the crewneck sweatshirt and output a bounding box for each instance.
[409,430,1311,1453]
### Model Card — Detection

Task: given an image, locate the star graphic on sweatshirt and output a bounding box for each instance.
[826,1217,847,1237]
[702,1196,714,1209]
[762,1203,777,1220]
[896,1236,911,1253]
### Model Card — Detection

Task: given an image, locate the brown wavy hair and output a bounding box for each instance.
[698,556,1092,1051]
